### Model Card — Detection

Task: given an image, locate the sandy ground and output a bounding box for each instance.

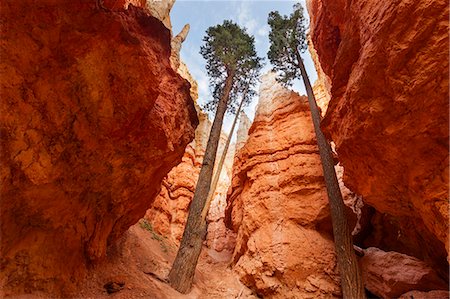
[7,223,257,299]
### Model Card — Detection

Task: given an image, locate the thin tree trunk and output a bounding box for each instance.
[200,86,247,222]
[295,50,366,299]
[168,71,235,294]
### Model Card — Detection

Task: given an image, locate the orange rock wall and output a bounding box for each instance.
[307,0,449,275]
[146,108,237,252]
[144,115,204,242]
[225,73,341,298]
[0,0,197,296]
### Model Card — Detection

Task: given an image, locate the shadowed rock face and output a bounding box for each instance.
[225,73,341,298]
[0,0,197,296]
[307,0,449,276]
[360,247,448,298]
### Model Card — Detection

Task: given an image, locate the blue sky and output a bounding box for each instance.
[170,0,318,132]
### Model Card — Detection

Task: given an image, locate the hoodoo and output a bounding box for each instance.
[225,73,342,298]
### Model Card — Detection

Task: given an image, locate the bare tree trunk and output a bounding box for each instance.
[295,50,366,299]
[200,87,247,222]
[168,71,235,294]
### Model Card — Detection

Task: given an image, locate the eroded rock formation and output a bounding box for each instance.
[144,61,236,251]
[307,0,449,277]
[143,58,203,242]
[103,0,174,29]
[225,73,341,298]
[360,247,448,298]
[235,112,251,152]
[146,111,237,251]
[0,0,197,296]
[144,113,205,242]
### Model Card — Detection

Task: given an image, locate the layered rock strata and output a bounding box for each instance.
[225,73,341,298]
[144,113,206,242]
[0,0,197,296]
[145,111,237,251]
[307,0,449,276]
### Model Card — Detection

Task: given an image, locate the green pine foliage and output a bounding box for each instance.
[200,20,262,114]
[267,3,307,85]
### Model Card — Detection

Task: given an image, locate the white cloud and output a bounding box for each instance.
[257,25,269,37]
[237,2,257,35]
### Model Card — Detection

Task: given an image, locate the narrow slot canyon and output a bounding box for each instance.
[0,0,448,298]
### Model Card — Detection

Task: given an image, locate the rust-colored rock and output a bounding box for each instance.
[308,36,331,116]
[144,55,202,243]
[360,247,448,298]
[307,0,449,273]
[399,290,450,299]
[146,109,237,251]
[0,0,197,296]
[144,143,199,241]
[225,73,341,298]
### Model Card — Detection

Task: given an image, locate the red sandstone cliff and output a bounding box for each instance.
[0,0,197,296]
[225,73,341,298]
[307,0,449,278]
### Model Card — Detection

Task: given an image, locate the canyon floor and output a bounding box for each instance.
[74,224,256,299]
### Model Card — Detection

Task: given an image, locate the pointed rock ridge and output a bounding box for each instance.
[103,0,185,75]
[359,247,448,298]
[225,72,341,298]
[307,0,449,276]
[0,1,198,296]
[170,24,190,70]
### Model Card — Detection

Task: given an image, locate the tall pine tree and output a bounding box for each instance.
[168,20,262,293]
[267,4,367,298]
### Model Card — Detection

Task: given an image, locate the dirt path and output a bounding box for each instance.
[74,224,257,299]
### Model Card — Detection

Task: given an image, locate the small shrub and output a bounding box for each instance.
[139,219,168,252]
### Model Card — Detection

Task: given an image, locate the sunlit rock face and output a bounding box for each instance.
[103,0,174,29]
[307,0,449,276]
[235,113,251,152]
[0,0,197,296]
[225,73,341,298]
